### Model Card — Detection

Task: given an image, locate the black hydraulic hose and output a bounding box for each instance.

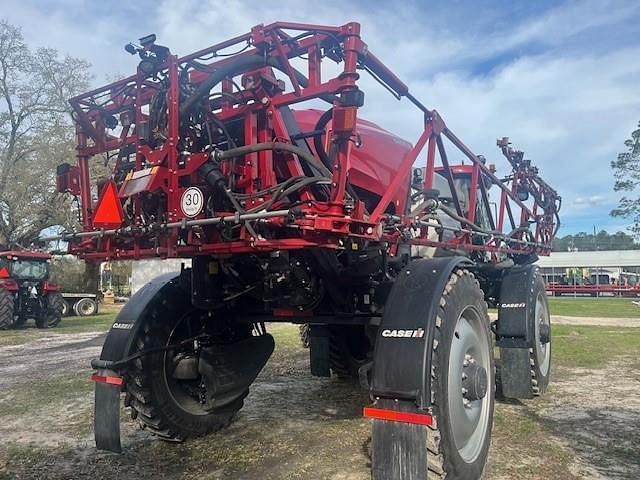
[246,176,327,214]
[180,55,336,117]
[313,107,333,171]
[216,142,332,178]
[91,334,205,370]
[199,160,244,212]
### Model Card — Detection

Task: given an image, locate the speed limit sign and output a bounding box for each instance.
[181,187,204,217]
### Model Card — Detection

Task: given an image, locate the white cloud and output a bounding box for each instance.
[574,195,608,206]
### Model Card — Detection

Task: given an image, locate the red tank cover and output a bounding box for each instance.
[293,109,412,215]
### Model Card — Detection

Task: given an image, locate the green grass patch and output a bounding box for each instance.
[547,297,640,318]
[552,324,640,369]
[0,306,120,346]
[50,310,118,335]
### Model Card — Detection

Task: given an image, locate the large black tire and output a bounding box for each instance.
[124,284,249,441]
[529,272,551,396]
[329,324,373,380]
[36,292,63,328]
[0,288,15,330]
[428,269,495,479]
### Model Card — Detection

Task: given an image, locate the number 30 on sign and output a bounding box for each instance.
[181,187,204,217]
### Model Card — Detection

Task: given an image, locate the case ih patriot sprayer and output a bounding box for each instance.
[51,22,560,479]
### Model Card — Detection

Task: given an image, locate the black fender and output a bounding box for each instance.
[99,271,181,363]
[93,271,180,453]
[370,256,471,408]
[495,264,538,348]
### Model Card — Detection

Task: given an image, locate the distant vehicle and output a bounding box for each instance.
[0,250,100,329]
[0,250,64,329]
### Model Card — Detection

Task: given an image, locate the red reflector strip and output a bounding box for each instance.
[363,407,433,426]
[91,373,124,386]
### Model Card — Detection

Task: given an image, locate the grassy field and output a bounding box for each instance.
[0,305,119,346]
[552,323,640,368]
[547,296,640,318]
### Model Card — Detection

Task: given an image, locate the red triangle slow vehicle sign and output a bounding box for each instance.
[0,266,9,278]
[93,181,124,229]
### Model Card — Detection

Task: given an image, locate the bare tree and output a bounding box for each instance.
[0,20,91,248]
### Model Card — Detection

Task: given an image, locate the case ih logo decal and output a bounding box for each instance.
[500,303,526,308]
[112,322,134,329]
[381,328,425,338]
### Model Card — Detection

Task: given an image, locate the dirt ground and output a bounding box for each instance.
[0,316,638,479]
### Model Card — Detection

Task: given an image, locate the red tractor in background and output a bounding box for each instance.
[0,251,64,329]
[49,22,560,479]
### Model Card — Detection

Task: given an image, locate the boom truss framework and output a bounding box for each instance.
[55,21,560,262]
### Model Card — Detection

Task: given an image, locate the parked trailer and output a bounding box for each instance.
[48,22,561,479]
[60,293,100,316]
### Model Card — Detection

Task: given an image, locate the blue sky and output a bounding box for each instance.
[3,0,640,236]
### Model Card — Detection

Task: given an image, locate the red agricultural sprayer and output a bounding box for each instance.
[51,21,560,479]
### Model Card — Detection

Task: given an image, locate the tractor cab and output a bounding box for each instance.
[0,251,63,329]
[0,251,52,285]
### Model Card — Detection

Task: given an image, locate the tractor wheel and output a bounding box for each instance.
[14,316,27,327]
[428,270,495,479]
[0,288,15,330]
[298,324,310,348]
[124,285,251,442]
[74,297,97,317]
[36,292,63,328]
[329,325,373,380]
[530,274,551,396]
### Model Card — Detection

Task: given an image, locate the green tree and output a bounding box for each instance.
[0,20,91,248]
[611,121,640,237]
[552,230,639,251]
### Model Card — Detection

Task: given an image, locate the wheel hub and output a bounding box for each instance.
[462,361,487,402]
[538,320,550,344]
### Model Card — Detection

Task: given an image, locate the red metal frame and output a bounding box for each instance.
[59,21,560,262]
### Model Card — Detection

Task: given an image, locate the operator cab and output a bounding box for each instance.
[411,163,496,236]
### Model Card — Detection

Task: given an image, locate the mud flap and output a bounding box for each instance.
[496,265,537,399]
[372,419,428,480]
[500,348,533,399]
[94,369,122,453]
[308,324,331,377]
